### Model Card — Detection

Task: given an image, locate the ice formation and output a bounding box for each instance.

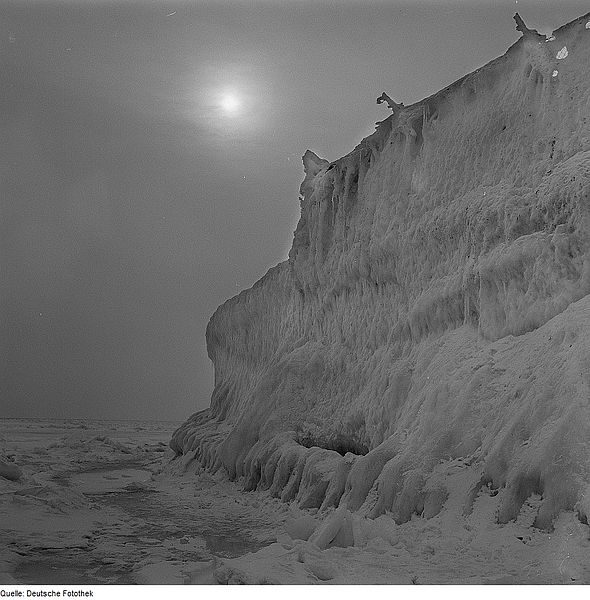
[172,13,590,530]
[0,457,22,481]
[376,92,404,113]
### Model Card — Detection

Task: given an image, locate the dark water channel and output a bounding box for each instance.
[15,558,135,586]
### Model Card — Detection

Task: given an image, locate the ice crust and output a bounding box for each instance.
[172,13,590,529]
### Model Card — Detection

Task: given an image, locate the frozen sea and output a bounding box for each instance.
[0,418,285,585]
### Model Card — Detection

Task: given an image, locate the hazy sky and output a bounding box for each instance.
[2,0,588,421]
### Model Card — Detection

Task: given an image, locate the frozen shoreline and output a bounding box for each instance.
[2,418,589,585]
[0,419,286,585]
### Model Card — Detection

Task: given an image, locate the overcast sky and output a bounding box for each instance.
[2,0,588,421]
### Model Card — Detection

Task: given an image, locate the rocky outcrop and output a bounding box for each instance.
[172,13,590,529]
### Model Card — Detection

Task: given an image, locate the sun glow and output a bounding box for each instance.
[219,92,241,115]
[198,78,266,134]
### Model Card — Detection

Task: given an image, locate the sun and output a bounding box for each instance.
[219,92,241,115]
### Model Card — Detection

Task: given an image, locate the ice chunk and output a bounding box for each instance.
[0,458,22,481]
[329,511,354,548]
[284,514,319,541]
[308,505,348,549]
[556,46,568,59]
[574,484,590,524]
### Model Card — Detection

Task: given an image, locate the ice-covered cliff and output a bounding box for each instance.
[173,13,590,529]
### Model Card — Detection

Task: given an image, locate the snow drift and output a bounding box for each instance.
[172,13,590,529]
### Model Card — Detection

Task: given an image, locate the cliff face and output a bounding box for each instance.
[173,14,590,528]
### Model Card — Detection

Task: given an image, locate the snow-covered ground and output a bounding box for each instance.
[1,418,589,585]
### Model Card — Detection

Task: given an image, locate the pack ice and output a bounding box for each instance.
[172,13,590,531]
